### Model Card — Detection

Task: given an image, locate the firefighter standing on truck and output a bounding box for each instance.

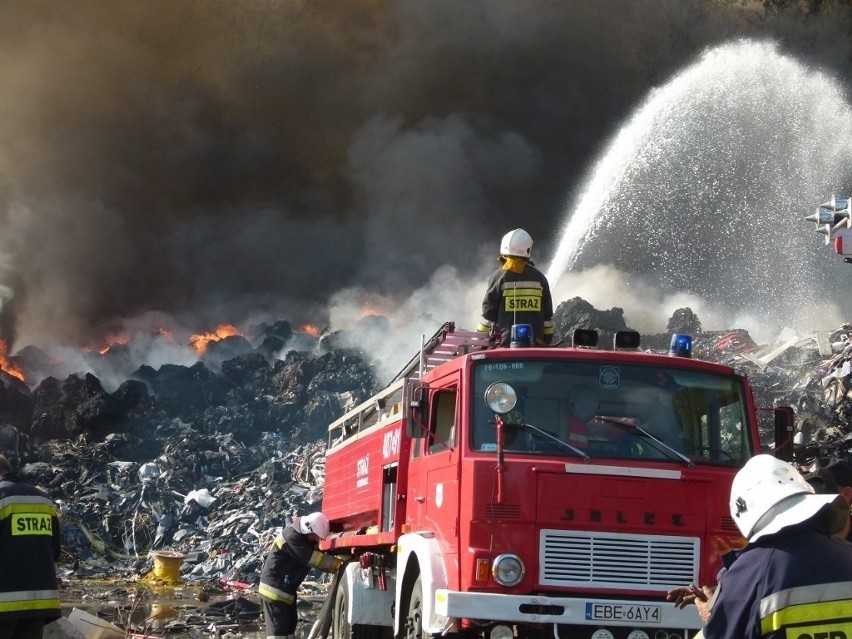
[258,511,343,639]
[477,228,554,346]
[0,454,62,639]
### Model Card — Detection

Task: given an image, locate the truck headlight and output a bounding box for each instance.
[484,383,517,415]
[492,554,524,586]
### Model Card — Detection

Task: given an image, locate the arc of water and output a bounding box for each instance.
[544,39,852,290]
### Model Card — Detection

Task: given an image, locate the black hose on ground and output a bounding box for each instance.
[307,562,346,639]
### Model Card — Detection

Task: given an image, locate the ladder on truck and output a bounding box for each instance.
[328,322,493,450]
[391,321,493,383]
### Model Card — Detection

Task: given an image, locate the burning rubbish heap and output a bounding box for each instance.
[0,321,379,585]
[0,303,851,628]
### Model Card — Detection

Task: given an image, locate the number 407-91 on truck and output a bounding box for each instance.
[312,321,793,639]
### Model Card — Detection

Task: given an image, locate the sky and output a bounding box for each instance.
[2,1,852,384]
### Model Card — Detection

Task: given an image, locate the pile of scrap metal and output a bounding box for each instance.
[41,428,330,585]
[694,323,852,466]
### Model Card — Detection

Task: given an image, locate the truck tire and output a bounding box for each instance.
[403,575,425,639]
[332,580,389,639]
[332,582,350,639]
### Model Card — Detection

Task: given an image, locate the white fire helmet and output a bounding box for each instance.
[298,511,330,540]
[730,454,848,542]
[500,229,533,258]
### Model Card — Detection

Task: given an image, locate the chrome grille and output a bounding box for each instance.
[540,529,699,592]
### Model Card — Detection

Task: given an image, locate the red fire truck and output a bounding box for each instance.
[316,322,792,639]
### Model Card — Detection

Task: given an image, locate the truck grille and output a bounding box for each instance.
[540,529,699,592]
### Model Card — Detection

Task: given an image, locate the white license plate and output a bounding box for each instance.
[585,603,662,623]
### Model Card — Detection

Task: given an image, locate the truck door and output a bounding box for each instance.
[408,377,461,556]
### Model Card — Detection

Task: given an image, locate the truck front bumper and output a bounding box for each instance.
[434,590,702,630]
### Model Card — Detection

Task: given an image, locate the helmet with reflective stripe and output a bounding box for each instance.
[500,229,533,258]
[730,454,847,541]
[299,511,330,539]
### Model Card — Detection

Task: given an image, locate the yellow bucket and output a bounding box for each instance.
[147,550,185,584]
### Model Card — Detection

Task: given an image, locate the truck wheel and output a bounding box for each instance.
[333,580,352,639]
[403,576,424,639]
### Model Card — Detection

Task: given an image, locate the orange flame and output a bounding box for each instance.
[98,335,130,355]
[0,339,25,382]
[359,295,392,319]
[299,324,321,337]
[190,324,242,354]
[361,302,382,317]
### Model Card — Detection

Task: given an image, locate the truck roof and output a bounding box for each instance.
[329,321,743,449]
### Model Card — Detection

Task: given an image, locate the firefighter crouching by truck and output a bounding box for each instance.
[477,228,554,347]
[0,454,62,639]
[258,511,344,639]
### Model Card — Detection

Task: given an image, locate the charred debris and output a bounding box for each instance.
[0,302,850,587]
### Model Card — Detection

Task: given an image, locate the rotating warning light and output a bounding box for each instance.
[669,334,693,358]
[510,324,533,348]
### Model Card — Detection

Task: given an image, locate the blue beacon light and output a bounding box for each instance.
[669,334,693,358]
[510,324,533,348]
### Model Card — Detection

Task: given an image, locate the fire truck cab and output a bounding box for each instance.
[318,322,792,639]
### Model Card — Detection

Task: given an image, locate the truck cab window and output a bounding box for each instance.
[429,389,457,454]
[472,360,751,464]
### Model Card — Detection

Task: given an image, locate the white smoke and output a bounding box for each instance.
[550,263,846,345]
[327,264,488,384]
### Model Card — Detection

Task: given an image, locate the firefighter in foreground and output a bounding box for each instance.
[258,511,343,639]
[0,454,62,639]
[477,228,554,346]
[701,454,852,639]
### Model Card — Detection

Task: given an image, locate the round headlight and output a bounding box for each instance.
[484,383,518,415]
[491,553,524,586]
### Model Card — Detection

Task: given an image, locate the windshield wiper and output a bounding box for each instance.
[599,418,694,467]
[507,421,591,461]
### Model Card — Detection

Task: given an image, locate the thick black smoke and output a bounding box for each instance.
[0,1,850,353]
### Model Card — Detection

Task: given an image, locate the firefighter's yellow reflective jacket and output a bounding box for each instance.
[703,521,852,639]
[0,472,62,622]
[258,520,340,604]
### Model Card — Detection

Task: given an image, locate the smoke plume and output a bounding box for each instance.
[1,1,851,382]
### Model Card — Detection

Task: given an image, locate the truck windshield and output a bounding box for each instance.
[471,360,752,466]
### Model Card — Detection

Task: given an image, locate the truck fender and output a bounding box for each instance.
[394,532,453,636]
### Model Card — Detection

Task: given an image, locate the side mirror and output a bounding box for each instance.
[773,406,795,462]
[405,380,429,438]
